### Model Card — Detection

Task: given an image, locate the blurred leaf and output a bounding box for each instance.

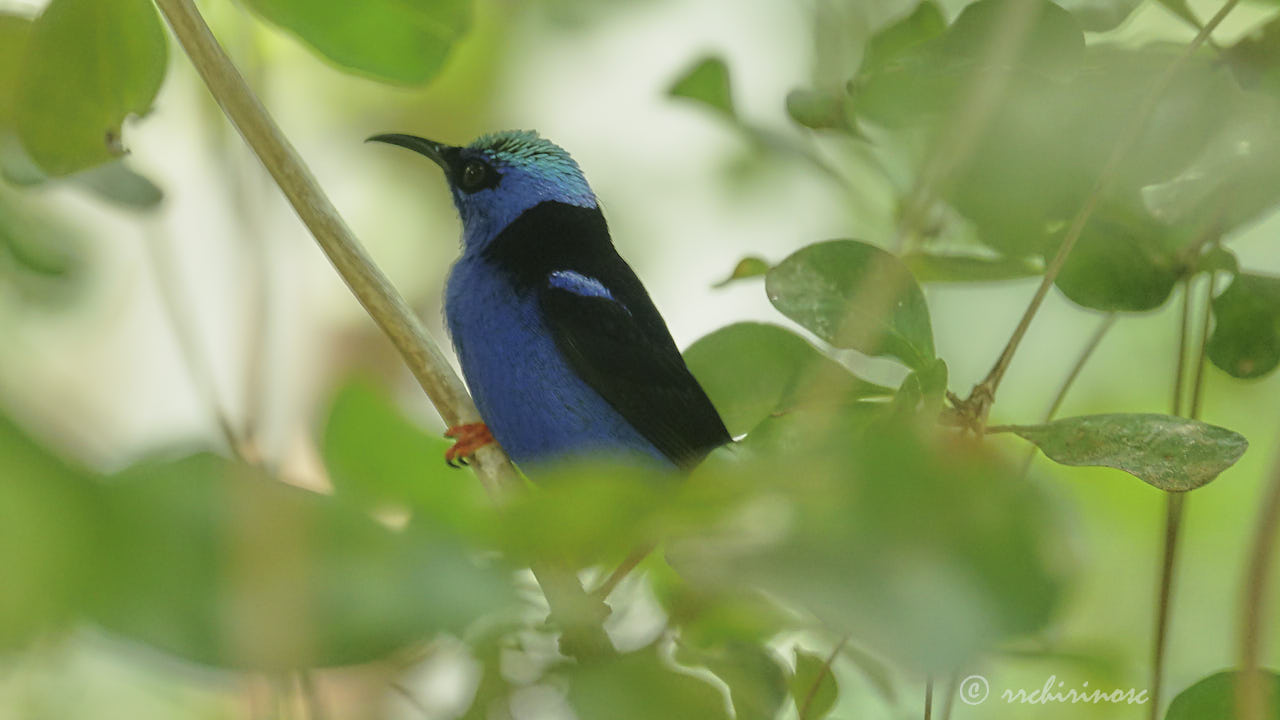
[675,640,789,720]
[673,421,1068,671]
[1196,245,1239,275]
[683,322,892,437]
[15,0,167,176]
[0,193,85,306]
[890,357,948,420]
[0,15,43,187]
[321,378,488,534]
[1051,204,1183,312]
[944,0,1084,80]
[1154,0,1202,32]
[950,47,1233,257]
[0,413,97,650]
[766,239,935,368]
[68,160,164,209]
[903,250,1042,283]
[1143,91,1280,235]
[568,647,731,720]
[786,88,849,131]
[1165,670,1280,719]
[1226,15,1280,96]
[91,453,513,669]
[669,56,735,116]
[861,1,946,76]
[1207,273,1280,379]
[496,459,686,568]
[656,575,793,649]
[1007,414,1248,491]
[790,649,838,720]
[1052,0,1145,32]
[241,0,471,85]
[712,256,770,288]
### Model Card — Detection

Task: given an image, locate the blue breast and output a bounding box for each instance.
[444,255,670,470]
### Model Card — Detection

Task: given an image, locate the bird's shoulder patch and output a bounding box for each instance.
[547,269,618,302]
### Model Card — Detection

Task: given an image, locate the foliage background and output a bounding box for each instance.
[1,0,1279,718]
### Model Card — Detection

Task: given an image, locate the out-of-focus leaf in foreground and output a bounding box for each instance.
[766,240,935,369]
[321,378,489,535]
[669,56,735,117]
[902,250,1041,283]
[0,194,85,306]
[568,647,731,720]
[241,0,471,85]
[1165,670,1280,720]
[1006,414,1248,491]
[91,453,513,670]
[672,420,1069,671]
[1207,273,1280,379]
[0,413,96,651]
[789,648,839,720]
[675,640,789,720]
[15,0,167,176]
[683,322,892,437]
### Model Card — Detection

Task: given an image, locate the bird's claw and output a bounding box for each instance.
[444,422,494,468]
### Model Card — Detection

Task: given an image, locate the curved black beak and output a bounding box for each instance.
[366,133,450,171]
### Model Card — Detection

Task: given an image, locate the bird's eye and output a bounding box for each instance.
[459,159,491,192]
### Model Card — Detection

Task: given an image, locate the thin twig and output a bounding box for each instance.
[142,224,242,455]
[589,544,653,602]
[923,675,934,720]
[1238,434,1280,720]
[939,672,959,720]
[1189,269,1218,419]
[1172,280,1194,418]
[799,635,849,720]
[297,671,326,720]
[1150,491,1186,720]
[151,0,614,661]
[955,0,1240,429]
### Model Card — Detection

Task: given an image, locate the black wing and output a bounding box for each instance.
[540,280,730,469]
[481,200,730,468]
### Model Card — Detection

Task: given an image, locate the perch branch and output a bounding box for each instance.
[151,0,613,661]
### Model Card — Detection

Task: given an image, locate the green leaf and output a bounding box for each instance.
[890,358,948,420]
[786,88,848,131]
[712,256,770,288]
[902,251,1042,283]
[91,453,513,669]
[860,2,946,77]
[675,641,789,720]
[0,13,31,130]
[68,161,164,210]
[1007,414,1249,491]
[683,322,892,437]
[790,649,839,720]
[1142,91,1280,235]
[669,56,735,116]
[241,0,471,85]
[766,240,935,368]
[0,413,97,651]
[0,193,85,306]
[1165,670,1280,720]
[15,0,167,176]
[672,420,1067,671]
[321,378,488,533]
[1053,0,1145,32]
[1207,273,1280,379]
[1051,204,1183,312]
[569,648,732,720]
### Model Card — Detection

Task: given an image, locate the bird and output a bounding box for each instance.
[367,130,730,473]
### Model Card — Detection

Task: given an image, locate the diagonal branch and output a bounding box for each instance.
[151,0,613,661]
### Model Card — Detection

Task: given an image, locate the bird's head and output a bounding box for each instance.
[368,130,597,249]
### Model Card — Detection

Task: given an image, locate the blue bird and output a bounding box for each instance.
[368,130,730,472]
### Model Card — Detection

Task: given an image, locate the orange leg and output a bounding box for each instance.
[444,423,494,468]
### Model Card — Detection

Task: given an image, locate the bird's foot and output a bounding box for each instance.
[444,423,494,468]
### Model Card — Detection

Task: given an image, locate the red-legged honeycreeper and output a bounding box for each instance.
[367,130,730,472]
